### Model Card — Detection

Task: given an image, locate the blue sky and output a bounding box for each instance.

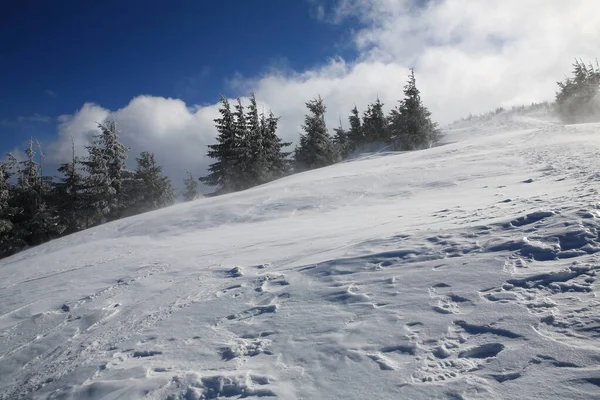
[0,0,357,154]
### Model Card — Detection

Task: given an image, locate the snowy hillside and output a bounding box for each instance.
[2,115,600,399]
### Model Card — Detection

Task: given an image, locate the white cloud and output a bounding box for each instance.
[48,0,600,189]
[328,0,600,117]
[49,98,220,191]
[50,103,110,161]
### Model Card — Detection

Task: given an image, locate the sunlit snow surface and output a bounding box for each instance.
[1,114,600,399]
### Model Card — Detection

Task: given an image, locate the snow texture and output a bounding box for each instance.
[1,114,600,399]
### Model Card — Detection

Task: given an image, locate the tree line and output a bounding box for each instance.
[0,69,440,259]
[202,69,442,193]
[0,122,193,259]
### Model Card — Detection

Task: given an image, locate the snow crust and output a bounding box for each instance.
[1,114,600,399]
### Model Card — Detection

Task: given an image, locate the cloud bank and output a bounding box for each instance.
[48,0,600,189]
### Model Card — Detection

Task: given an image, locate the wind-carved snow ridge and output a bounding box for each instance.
[2,116,600,399]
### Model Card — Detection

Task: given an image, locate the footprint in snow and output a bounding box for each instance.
[411,318,520,384]
[226,267,243,278]
[254,274,290,293]
[428,285,473,315]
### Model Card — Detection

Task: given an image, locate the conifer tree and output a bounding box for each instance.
[388,69,441,150]
[294,96,337,171]
[10,139,60,246]
[347,106,364,151]
[260,110,291,182]
[242,93,291,185]
[556,59,600,123]
[127,152,175,215]
[183,171,200,201]
[333,119,350,160]
[362,98,388,144]
[200,97,242,194]
[232,98,252,189]
[54,139,86,233]
[81,119,130,223]
[0,160,16,258]
[243,93,265,187]
[244,94,292,185]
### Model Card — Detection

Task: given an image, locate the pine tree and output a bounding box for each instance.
[243,93,265,187]
[362,98,388,144]
[294,96,337,171]
[200,97,243,194]
[0,160,17,258]
[347,106,364,151]
[232,98,252,190]
[81,119,130,223]
[126,152,175,215]
[54,139,86,234]
[333,119,350,160]
[18,139,40,190]
[10,139,60,246]
[260,110,291,182]
[556,59,600,123]
[243,93,292,185]
[388,69,442,150]
[183,171,200,201]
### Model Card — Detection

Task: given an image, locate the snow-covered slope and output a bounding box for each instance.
[2,115,600,399]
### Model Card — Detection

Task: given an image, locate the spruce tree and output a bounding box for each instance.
[54,139,86,233]
[347,106,364,151]
[200,97,242,194]
[556,59,600,123]
[183,171,200,201]
[127,152,175,215]
[333,119,350,160]
[260,110,291,182]
[242,93,291,185]
[233,98,252,190]
[362,98,388,144]
[388,69,442,150]
[294,96,337,171]
[0,161,16,258]
[244,93,265,187]
[10,139,60,246]
[81,119,130,223]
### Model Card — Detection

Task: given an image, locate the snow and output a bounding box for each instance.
[1,113,600,399]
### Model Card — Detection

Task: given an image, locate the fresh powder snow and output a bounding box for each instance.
[1,113,600,399]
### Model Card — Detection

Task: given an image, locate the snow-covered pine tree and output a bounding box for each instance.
[18,139,40,190]
[362,98,388,145]
[81,119,130,224]
[0,162,10,226]
[127,151,175,215]
[347,105,364,152]
[294,96,337,171]
[200,97,243,194]
[232,98,253,190]
[0,160,17,258]
[333,119,350,161]
[54,139,86,233]
[10,139,60,246]
[244,93,265,187]
[388,69,442,150]
[556,59,600,123]
[183,171,200,201]
[261,110,291,182]
[81,138,109,225]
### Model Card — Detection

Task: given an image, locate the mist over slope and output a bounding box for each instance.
[1,113,600,399]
